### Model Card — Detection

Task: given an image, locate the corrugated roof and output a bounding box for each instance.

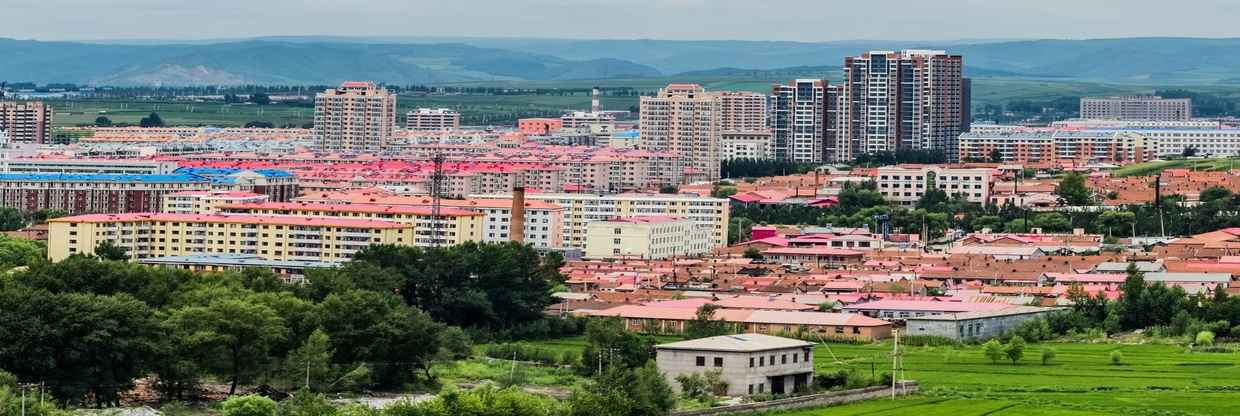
[656,333,812,352]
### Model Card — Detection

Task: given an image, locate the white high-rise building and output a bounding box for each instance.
[314,81,397,152]
[639,84,723,182]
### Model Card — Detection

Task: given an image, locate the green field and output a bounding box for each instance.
[1111,158,1240,177]
[528,337,1240,416]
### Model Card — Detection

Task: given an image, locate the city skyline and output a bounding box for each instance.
[6,0,1240,42]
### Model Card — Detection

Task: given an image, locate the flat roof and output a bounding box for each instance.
[656,333,812,353]
[220,202,482,217]
[50,213,412,229]
[904,306,1062,322]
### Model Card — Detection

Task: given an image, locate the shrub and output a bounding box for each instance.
[1041,348,1056,365]
[1110,350,1124,366]
[1195,331,1216,346]
[484,343,560,366]
[220,395,277,416]
[982,339,1004,364]
[902,335,960,347]
[814,370,850,390]
[1004,336,1026,365]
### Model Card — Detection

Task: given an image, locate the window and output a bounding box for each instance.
[793,354,798,363]
[759,383,765,393]
[714,357,723,367]
[781,354,787,364]
[804,351,810,362]
[748,384,754,394]
[695,356,705,367]
[749,357,754,367]
[759,356,764,366]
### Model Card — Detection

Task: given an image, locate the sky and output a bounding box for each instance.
[6,0,1240,42]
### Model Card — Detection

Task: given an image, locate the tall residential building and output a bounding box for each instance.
[313,81,397,152]
[640,84,723,182]
[405,108,460,131]
[1079,96,1192,121]
[717,91,768,133]
[770,80,831,163]
[839,50,966,162]
[0,101,53,144]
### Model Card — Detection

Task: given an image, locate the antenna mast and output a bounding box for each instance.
[430,141,446,247]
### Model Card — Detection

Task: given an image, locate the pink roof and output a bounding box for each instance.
[604,216,682,224]
[762,247,864,256]
[734,236,790,247]
[745,310,890,327]
[220,202,481,217]
[166,190,265,198]
[844,299,1013,313]
[1044,273,1126,283]
[51,213,411,229]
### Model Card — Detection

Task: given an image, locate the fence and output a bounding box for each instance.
[671,382,920,416]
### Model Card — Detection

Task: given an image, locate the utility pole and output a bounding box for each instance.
[891,329,904,399]
[510,351,518,384]
[305,360,311,390]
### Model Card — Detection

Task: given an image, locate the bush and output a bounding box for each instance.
[902,335,960,347]
[814,370,850,390]
[483,343,562,366]
[1041,348,1056,365]
[221,395,277,416]
[276,391,336,416]
[1195,331,1216,346]
[982,339,1004,364]
[1110,350,1124,366]
[1004,336,1026,365]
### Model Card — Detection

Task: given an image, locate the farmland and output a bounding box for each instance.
[529,337,1240,416]
[1111,158,1240,177]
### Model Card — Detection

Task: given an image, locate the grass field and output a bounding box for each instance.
[1111,158,1240,177]
[526,337,1240,416]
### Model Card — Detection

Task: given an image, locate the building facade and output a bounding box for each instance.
[163,190,269,214]
[655,334,814,396]
[0,101,53,144]
[314,81,397,152]
[584,216,714,259]
[640,84,723,182]
[770,80,831,163]
[405,108,460,131]
[216,201,486,247]
[721,131,775,161]
[1080,96,1191,121]
[876,166,994,205]
[839,50,966,162]
[717,91,769,133]
[0,173,212,215]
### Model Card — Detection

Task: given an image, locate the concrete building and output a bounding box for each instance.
[843,299,1014,320]
[903,306,1062,341]
[561,111,615,129]
[958,130,1154,164]
[0,159,178,175]
[876,166,994,205]
[138,254,340,283]
[405,108,460,131]
[584,216,714,259]
[655,334,814,396]
[717,91,769,133]
[162,190,269,214]
[476,192,730,249]
[174,168,300,202]
[839,50,966,162]
[518,118,563,135]
[770,80,831,163]
[721,131,774,161]
[216,201,486,247]
[1080,96,1191,121]
[47,213,415,262]
[0,173,212,215]
[0,101,53,144]
[314,81,397,152]
[640,84,723,182]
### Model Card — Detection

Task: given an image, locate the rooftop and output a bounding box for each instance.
[50,213,412,229]
[655,333,813,353]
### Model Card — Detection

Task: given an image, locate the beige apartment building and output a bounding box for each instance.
[717,91,769,133]
[0,101,54,143]
[584,216,715,259]
[640,84,723,182]
[877,166,994,206]
[314,81,397,152]
[405,108,460,131]
[1080,96,1191,121]
[722,131,774,160]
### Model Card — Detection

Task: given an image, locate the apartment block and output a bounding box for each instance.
[47,213,415,262]
[1080,96,1191,121]
[770,80,830,163]
[586,216,716,259]
[0,101,53,144]
[0,159,178,175]
[314,81,397,152]
[405,108,460,131]
[0,173,213,214]
[876,166,994,206]
[163,190,269,214]
[216,201,486,247]
[474,192,730,249]
[640,84,723,182]
[722,131,775,160]
[839,51,966,162]
[518,118,563,135]
[717,91,769,133]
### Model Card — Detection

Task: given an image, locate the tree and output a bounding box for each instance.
[221,395,277,416]
[94,116,113,126]
[1004,336,1026,365]
[1182,146,1198,158]
[982,339,1004,364]
[1110,350,1124,365]
[742,247,762,260]
[1031,213,1072,233]
[989,148,1005,163]
[251,93,272,105]
[94,239,130,261]
[580,317,654,374]
[283,329,335,391]
[571,362,675,416]
[139,112,165,128]
[1200,186,1232,203]
[684,304,730,339]
[276,392,337,416]
[1054,172,1093,206]
[165,298,288,394]
[1196,331,1216,346]
[1041,347,1056,365]
[0,207,25,231]
[659,184,678,194]
[245,121,275,128]
[0,236,45,270]
[1096,211,1136,237]
[973,215,1004,232]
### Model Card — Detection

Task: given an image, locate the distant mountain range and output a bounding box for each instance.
[3,37,1240,86]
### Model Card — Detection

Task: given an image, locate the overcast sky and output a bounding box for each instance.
[6,0,1240,42]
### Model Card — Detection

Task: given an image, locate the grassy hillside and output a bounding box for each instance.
[1112,158,1240,177]
[528,336,1240,415]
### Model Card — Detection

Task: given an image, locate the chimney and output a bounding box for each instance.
[591,86,601,113]
[510,185,526,243]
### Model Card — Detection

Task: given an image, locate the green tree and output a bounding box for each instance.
[972,215,1004,232]
[139,112,165,128]
[251,93,272,105]
[1004,336,1026,365]
[94,116,112,126]
[94,239,130,261]
[1097,211,1137,237]
[283,330,335,391]
[1041,347,1056,365]
[0,236,45,270]
[659,185,677,194]
[989,148,1005,163]
[1196,330,1216,346]
[571,363,674,416]
[580,317,654,374]
[221,395,277,416]
[0,207,25,231]
[1054,172,1093,206]
[982,339,1004,364]
[276,391,337,416]
[742,246,762,259]
[684,303,730,339]
[1110,350,1124,365]
[1199,186,1232,203]
[165,298,288,394]
[1031,213,1072,232]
